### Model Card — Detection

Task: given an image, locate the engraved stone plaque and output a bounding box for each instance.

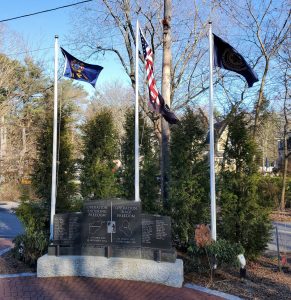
[83,201,109,245]
[111,200,141,246]
[50,199,175,262]
[141,214,172,249]
[53,213,82,245]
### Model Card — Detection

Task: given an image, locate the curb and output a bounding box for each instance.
[0,247,12,256]
[184,283,243,300]
[0,273,36,279]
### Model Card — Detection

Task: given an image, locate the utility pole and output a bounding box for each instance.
[161,0,172,209]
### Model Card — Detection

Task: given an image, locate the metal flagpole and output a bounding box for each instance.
[208,22,217,241]
[135,20,140,202]
[50,35,59,240]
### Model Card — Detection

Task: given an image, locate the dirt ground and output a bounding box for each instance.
[185,253,291,300]
[0,251,35,274]
[270,209,291,222]
[185,209,291,299]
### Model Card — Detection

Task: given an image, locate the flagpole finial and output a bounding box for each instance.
[55,35,59,39]
[209,21,212,25]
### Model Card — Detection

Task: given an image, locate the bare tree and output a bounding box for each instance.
[278,41,291,210]
[67,0,215,137]
[85,80,133,137]
[217,0,290,137]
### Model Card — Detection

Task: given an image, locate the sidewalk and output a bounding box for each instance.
[0,238,13,251]
[0,277,226,300]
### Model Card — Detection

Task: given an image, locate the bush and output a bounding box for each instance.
[257,175,282,208]
[68,193,84,212]
[32,83,78,212]
[13,199,49,267]
[121,108,160,212]
[80,108,120,199]
[15,200,49,235]
[187,239,244,273]
[12,232,49,268]
[169,108,209,244]
[219,114,272,258]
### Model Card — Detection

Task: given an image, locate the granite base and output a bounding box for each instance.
[37,254,183,288]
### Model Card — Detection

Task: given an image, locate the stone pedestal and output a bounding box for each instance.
[37,255,183,288]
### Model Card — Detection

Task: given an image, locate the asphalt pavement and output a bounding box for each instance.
[0,202,24,254]
[268,222,291,252]
[0,202,23,239]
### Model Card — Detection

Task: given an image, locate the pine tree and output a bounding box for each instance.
[80,108,119,199]
[121,108,160,212]
[169,108,210,244]
[219,113,272,257]
[32,82,77,212]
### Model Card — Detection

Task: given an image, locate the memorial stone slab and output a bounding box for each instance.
[49,199,176,262]
[83,201,109,245]
[82,200,141,246]
[53,213,82,245]
[141,214,172,249]
[111,200,141,246]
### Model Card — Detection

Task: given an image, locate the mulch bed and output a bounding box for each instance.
[270,209,291,222]
[184,254,291,300]
[0,251,35,274]
[183,210,291,299]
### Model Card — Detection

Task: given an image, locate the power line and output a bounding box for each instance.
[0,0,94,23]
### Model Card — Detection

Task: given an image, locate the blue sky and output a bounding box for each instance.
[0,1,129,95]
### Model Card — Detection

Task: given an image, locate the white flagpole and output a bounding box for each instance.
[135,21,140,202]
[50,35,59,240]
[208,22,217,241]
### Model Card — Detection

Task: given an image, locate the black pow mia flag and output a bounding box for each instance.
[213,34,259,88]
[157,93,179,125]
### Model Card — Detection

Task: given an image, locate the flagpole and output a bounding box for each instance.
[134,20,140,202]
[50,35,59,240]
[208,22,217,241]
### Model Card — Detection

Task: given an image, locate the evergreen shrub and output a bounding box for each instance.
[219,113,272,258]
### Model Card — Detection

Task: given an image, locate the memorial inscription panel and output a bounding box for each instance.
[141,214,172,249]
[83,201,109,245]
[82,200,141,246]
[51,199,175,261]
[54,213,82,245]
[112,200,141,246]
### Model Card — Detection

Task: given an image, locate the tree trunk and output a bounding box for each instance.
[280,74,289,211]
[280,150,288,211]
[253,59,269,138]
[161,0,172,209]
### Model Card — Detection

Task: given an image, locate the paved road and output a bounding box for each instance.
[0,202,23,239]
[0,202,24,254]
[268,222,291,252]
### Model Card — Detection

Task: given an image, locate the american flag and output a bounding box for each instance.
[139,28,179,124]
[139,29,161,112]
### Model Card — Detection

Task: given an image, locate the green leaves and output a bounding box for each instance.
[219,113,272,258]
[121,108,160,212]
[169,108,210,244]
[80,108,120,199]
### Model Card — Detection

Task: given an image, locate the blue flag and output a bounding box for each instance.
[213,34,259,87]
[61,47,103,87]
